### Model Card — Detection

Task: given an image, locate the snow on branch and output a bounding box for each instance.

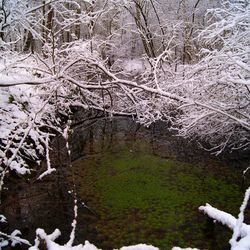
[199,187,250,250]
[199,203,250,236]
[29,229,159,250]
[37,137,56,180]
[0,77,54,87]
[230,187,250,249]
[0,216,31,249]
[0,230,31,248]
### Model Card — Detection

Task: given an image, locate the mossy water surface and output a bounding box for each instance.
[71,137,245,250]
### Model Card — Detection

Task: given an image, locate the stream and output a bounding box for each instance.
[1,117,250,250]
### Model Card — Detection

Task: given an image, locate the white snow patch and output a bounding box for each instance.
[0,239,9,248]
[0,215,6,223]
[122,59,146,74]
[172,248,200,250]
[9,161,30,175]
[119,244,159,250]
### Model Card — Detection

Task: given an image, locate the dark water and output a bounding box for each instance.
[1,117,249,249]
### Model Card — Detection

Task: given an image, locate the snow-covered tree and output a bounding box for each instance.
[0,0,250,249]
[172,0,250,153]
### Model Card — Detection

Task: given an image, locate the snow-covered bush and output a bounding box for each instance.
[0,80,59,190]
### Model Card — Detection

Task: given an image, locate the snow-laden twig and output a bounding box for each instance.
[64,120,79,247]
[153,50,168,90]
[0,215,6,223]
[230,187,250,249]
[0,230,31,247]
[66,198,78,247]
[199,203,250,237]
[199,187,250,250]
[243,165,250,177]
[0,77,54,87]
[37,136,56,180]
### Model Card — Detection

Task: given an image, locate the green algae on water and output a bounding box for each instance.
[72,144,243,250]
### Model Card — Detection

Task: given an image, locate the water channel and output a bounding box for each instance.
[1,117,250,250]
